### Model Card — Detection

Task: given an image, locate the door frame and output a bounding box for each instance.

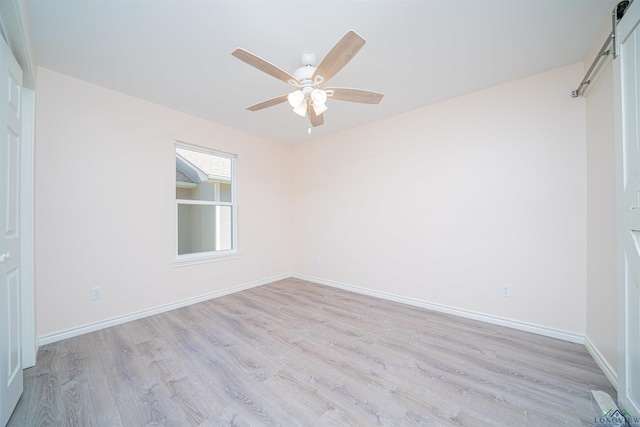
[20,87,35,367]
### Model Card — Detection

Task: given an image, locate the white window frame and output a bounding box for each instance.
[174,141,239,267]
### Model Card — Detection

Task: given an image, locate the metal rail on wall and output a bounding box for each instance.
[572,0,632,97]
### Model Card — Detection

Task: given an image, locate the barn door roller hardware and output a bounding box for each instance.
[572,0,632,98]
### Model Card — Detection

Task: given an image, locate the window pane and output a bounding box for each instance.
[217,205,233,250]
[177,204,233,255]
[176,147,232,202]
[219,182,232,203]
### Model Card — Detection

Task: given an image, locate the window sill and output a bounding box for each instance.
[173,251,241,268]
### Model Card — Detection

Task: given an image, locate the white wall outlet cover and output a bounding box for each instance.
[91,287,102,300]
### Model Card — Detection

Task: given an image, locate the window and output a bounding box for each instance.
[175,143,237,264]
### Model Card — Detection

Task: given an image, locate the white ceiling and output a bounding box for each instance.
[26,0,615,146]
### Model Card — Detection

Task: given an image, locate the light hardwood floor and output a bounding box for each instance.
[8,278,615,426]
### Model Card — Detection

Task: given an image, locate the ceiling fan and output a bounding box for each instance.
[232,30,384,128]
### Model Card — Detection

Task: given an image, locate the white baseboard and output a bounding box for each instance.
[585,335,618,391]
[291,273,585,344]
[39,272,588,352]
[38,272,618,392]
[38,273,291,346]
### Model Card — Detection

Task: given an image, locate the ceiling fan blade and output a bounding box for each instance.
[247,95,289,111]
[312,30,366,85]
[232,48,299,86]
[307,102,324,127]
[325,87,384,104]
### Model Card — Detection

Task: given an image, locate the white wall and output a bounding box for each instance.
[35,61,609,351]
[34,68,292,337]
[292,64,588,335]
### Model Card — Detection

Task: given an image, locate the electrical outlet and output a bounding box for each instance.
[260,258,266,268]
[500,284,511,298]
[315,257,321,266]
[91,287,102,300]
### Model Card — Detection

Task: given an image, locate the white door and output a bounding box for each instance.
[0,35,23,426]
[617,0,640,416]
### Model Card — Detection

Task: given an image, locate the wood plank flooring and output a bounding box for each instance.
[8,278,616,426]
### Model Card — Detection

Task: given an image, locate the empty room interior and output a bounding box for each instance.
[1,0,639,425]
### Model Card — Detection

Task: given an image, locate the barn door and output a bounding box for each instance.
[617,0,640,416]
[0,35,23,426]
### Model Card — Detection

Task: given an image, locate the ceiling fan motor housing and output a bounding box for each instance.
[294,66,316,85]
[293,66,320,99]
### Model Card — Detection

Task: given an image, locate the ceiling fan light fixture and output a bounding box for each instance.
[312,102,328,116]
[287,90,305,108]
[292,101,307,117]
[311,88,327,106]
[310,89,328,115]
